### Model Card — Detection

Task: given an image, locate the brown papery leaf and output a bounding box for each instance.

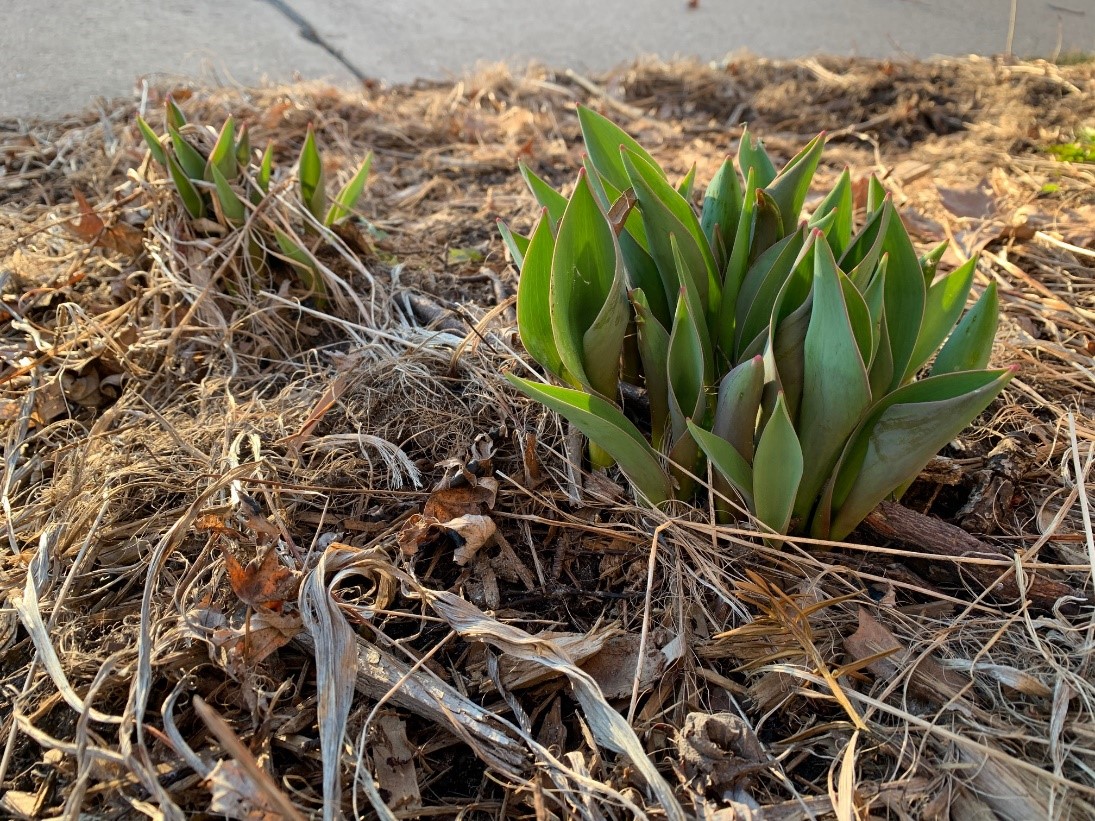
[66,191,144,256]
[224,547,297,611]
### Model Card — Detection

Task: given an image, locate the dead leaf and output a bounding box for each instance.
[580,633,666,699]
[214,610,303,670]
[677,712,766,793]
[937,179,997,220]
[498,627,619,690]
[66,191,144,256]
[206,760,282,821]
[370,714,421,812]
[399,478,499,558]
[277,368,354,460]
[224,547,297,611]
[450,515,497,565]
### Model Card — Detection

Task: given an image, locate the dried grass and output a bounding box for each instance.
[1,54,1094,819]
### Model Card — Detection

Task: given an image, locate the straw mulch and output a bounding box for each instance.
[1,55,1094,820]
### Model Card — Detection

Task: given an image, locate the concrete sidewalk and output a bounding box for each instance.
[2,0,1092,118]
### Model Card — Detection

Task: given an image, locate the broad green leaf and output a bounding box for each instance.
[865,176,887,215]
[204,116,237,182]
[299,125,327,221]
[550,171,626,397]
[577,104,665,193]
[167,125,206,181]
[880,207,927,389]
[840,271,874,369]
[623,148,720,313]
[735,230,805,355]
[906,256,977,380]
[737,125,776,189]
[750,188,784,261]
[234,123,251,168]
[825,367,1015,539]
[753,393,803,535]
[136,116,167,166]
[671,235,714,379]
[764,132,825,229]
[919,240,948,283]
[165,152,205,218]
[519,162,568,224]
[811,168,853,256]
[517,212,564,379]
[701,156,743,272]
[688,420,754,510]
[677,163,698,200]
[666,287,709,497]
[841,199,892,290]
[794,234,872,521]
[274,227,327,305]
[583,155,650,251]
[932,282,999,375]
[766,289,812,423]
[717,167,757,358]
[325,152,373,225]
[165,97,187,130]
[506,375,672,504]
[258,142,274,193]
[868,302,895,401]
[632,289,671,451]
[712,354,763,462]
[620,230,671,328]
[210,165,246,225]
[497,219,530,267]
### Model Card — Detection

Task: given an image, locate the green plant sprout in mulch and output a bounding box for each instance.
[1,57,1095,820]
[1047,125,1095,164]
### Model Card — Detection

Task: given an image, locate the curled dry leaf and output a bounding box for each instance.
[677,712,767,794]
[66,191,144,256]
[214,610,303,672]
[206,759,282,821]
[224,547,298,611]
[398,477,499,559]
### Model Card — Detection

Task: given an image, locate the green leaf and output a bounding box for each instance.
[165,152,205,218]
[717,167,757,358]
[737,125,776,189]
[258,142,274,194]
[794,233,872,521]
[712,354,764,463]
[931,282,999,375]
[165,97,187,130]
[167,125,207,181]
[840,270,875,369]
[235,124,251,168]
[764,132,825,230]
[506,375,672,504]
[735,230,805,357]
[210,165,246,225]
[811,168,853,256]
[136,116,167,166]
[677,163,698,200]
[497,219,530,267]
[550,171,627,397]
[519,162,568,224]
[906,256,977,380]
[753,393,803,536]
[631,289,671,451]
[825,367,1015,539]
[299,125,327,221]
[517,212,565,380]
[919,240,948,282]
[840,199,892,290]
[750,188,785,261]
[880,207,927,389]
[866,176,887,215]
[274,227,327,305]
[688,420,754,510]
[577,104,665,194]
[325,152,373,225]
[623,148,720,315]
[204,116,237,182]
[701,156,743,272]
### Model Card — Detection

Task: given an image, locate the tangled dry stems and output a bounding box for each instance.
[0,55,1094,819]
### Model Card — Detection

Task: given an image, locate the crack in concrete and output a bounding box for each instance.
[260,0,368,81]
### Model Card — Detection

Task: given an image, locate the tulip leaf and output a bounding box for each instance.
[497,220,530,267]
[712,354,764,463]
[167,125,207,181]
[166,97,187,130]
[506,375,672,504]
[718,167,757,358]
[753,393,803,536]
[165,152,205,219]
[205,116,237,182]
[577,105,665,194]
[751,188,784,261]
[258,142,274,194]
[825,367,1015,539]
[736,230,805,355]
[677,163,698,200]
[880,208,927,389]
[136,116,167,166]
[299,125,327,221]
[932,282,1000,375]
[210,165,246,225]
[811,168,853,256]
[906,255,977,380]
[764,132,825,229]
[795,234,872,521]
[737,125,776,189]
[688,420,754,510]
[866,176,888,215]
[274,227,327,305]
[234,124,251,168]
[701,157,742,270]
[325,152,373,225]
[631,289,671,451]
[919,240,949,282]
[519,162,568,225]
[517,212,564,380]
